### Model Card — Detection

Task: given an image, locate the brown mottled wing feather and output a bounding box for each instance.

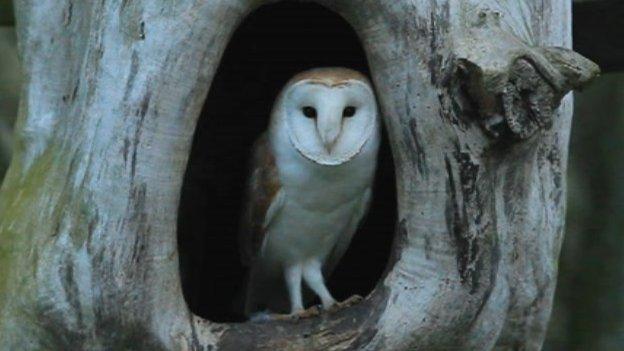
[239,133,283,266]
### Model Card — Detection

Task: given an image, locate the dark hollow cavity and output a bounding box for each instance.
[177,2,396,323]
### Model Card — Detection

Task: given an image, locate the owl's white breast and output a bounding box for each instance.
[257,118,380,266]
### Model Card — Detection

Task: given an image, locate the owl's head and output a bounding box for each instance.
[273,68,379,166]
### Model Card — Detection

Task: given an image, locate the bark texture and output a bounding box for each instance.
[0,1,597,350]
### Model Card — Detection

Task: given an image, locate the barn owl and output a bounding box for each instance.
[239,67,381,319]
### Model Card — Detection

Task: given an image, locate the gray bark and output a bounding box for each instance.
[0,1,597,350]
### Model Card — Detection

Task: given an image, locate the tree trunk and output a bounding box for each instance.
[0,1,597,350]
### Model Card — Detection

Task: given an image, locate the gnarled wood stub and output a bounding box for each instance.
[0,0,597,350]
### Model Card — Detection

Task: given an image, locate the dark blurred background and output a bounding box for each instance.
[1,1,622,348]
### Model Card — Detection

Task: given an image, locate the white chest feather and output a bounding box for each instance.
[259,123,379,266]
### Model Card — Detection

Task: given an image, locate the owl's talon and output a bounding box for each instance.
[252,306,321,322]
[327,295,363,313]
[295,305,321,319]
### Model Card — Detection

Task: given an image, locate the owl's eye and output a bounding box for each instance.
[302,106,317,119]
[343,106,357,118]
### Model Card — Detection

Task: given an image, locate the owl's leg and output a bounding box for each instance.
[284,264,304,314]
[302,260,336,309]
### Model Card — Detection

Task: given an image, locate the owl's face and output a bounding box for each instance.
[276,69,378,166]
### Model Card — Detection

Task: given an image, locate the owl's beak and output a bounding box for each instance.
[322,138,338,153]
[318,117,341,154]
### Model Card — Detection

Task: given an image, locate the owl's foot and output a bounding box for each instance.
[251,306,321,322]
[326,294,363,313]
[294,305,321,319]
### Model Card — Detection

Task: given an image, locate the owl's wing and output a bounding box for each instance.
[323,188,372,275]
[239,133,285,266]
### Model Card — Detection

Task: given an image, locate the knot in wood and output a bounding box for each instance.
[453,15,600,141]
